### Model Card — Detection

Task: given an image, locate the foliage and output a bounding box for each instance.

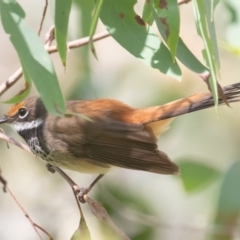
[0,0,240,239]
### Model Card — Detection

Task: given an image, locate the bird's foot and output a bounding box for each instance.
[76,187,90,203]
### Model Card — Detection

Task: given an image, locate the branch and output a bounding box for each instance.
[178,0,191,5]
[48,31,110,54]
[38,0,48,36]
[0,166,53,239]
[0,30,110,98]
[0,168,7,192]
[6,185,53,240]
[0,131,129,240]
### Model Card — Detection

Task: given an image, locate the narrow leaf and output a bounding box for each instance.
[100,0,182,81]
[153,0,180,58]
[142,0,154,25]
[176,38,209,74]
[55,0,72,65]
[0,0,66,115]
[71,216,91,240]
[152,3,209,75]
[192,0,221,106]
[89,0,103,59]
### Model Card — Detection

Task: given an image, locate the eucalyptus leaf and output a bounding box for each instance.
[55,0,72,65]
[70,216,91,240]
[152,0,180,58]
[100,0,182,81]
[89,0,103,59]
[0,0,66,115]
[152,3,209,75]
[192,0,221,106]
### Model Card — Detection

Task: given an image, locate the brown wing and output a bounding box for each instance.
[85,136,179,174]
[83,120,179,174]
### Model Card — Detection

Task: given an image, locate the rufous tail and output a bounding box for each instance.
[135,82,240,124]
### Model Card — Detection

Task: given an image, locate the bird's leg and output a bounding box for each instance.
[46,164,104,203]
[46,164,82,199]
[78,174,104,203]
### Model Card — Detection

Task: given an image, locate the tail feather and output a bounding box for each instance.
[134,82,240,124]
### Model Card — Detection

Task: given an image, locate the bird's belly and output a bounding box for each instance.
[46,154,111,174]
[26,137,110,174]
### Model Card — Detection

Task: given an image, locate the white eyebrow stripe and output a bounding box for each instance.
[13,119,43,132]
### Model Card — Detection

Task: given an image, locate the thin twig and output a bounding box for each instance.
[44,25,55,47]
[6,185,53,240]
[0,128,9,149]
[47,31,110,53]
[0,68,23,98]
[46,164,85,215]
[0,132,129,240]
[0,168,7,192]
[0,132,31,153]
[178,0,191,5]
[38,0,48,36]
[46,165,92,239]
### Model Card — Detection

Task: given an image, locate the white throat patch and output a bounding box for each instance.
[13,119,43,132]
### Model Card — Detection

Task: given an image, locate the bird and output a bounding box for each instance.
[0,82,240,192]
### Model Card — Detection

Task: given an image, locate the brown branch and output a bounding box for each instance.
[0,132,129,240]
[0,132,31,153]
[46,164,91,239]
[0,30,110,98]
[0,68,23,98]
[44,25,55,47]
[48,31,110,53]
[0,134,53,238]
[178,0,191,5]
[6,184,53,240]
[38,0,48,36]
[0,168,7,192]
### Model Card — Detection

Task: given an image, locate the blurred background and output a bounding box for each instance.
[0,0,240,239]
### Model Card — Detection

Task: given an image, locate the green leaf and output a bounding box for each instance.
[152,0,180,58]
[55,0,72,65]
[151,3,209,75]
[176,38,209,74]
[89,0,103,59]
[0,0,66,115]
[142,0,154,25]
[100,0,182,81]
[178,159,221,193]
[192,0,221,106]
[70,216,91,240]
[210,162,240,240]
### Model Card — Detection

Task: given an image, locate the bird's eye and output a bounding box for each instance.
[18,108,28,119]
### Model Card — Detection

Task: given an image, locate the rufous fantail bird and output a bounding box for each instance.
[0,83,240,178]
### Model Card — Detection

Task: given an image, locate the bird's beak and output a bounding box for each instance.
[0,116,8,124]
